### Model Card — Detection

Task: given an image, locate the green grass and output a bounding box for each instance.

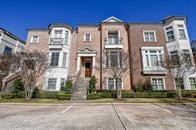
[87,98,196,103]
[0,98,69,104]
[0,98,195,104]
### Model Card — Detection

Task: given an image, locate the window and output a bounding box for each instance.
[182,49,192,65]
[106,50,122,68]
[108,32,119,44]
[179,29,186,39]
[165,26,175,42]
[189,78,196,90]
[84,33,91,42]
[143,31,156,42]
[3,46,12,55]
[60,78,66,88]
[175,78,184,89]
[143,49,163,67]
[62,52,67,67]
[48,78,57,90]
[50,52,59,66]
[178,24,186,39]
[170,51,180,66]
[151,78,164,90]
[54,30,63,38]
[107,78,122,90]
[64,31,69,44]
[31,35,39,43]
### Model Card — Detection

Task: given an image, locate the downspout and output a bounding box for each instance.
[126,23,134,90]
[100,24,103,90]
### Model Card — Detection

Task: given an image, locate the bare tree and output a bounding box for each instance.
[20,51,48,100]
[165,51,195,99]
[97,50,129,99]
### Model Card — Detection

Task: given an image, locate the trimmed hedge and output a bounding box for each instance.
[1,91,71,100]
[87,90,196,99]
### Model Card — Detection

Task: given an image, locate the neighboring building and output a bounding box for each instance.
[0,27,25,55]
[191,40,196,64]
[25,16,196,92]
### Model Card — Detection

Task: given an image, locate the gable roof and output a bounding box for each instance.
[102,16,124,23]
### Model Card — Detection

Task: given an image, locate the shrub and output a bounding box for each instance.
[32,87,40,98]
[1,91,25,99]
[37,91,58,99]
[60,80,73,93]
[87,93,101,100]
[57,92,71,100]
[134,78,152,92]
[10,79,24,93]
[88,76,97,93]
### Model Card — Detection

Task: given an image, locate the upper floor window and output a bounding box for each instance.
[62,52,67,67]
[106,50,122,68]
[50,52,59,67]
[143,49,164,68]
[151,78,165,90]
[84,33,91,42]
[170,51,180,66]
[107,31,119,45]
[182,49,192,65]
[64,31,69,45]
[54,30,63,38]
[143,31,156,42]
[60,78,66,88]
[31,35,39,43]
[165,26,175,42]
[3,46,12,55]
[48,78,57,90]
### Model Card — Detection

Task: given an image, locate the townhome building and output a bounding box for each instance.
[25,16,196,93]
[0,27,25,55]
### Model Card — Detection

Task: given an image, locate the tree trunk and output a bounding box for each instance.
[177,86,182,100]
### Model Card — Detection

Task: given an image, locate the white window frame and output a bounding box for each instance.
[30,35,39,43]
[83,33,92,42]
[47,78,57,90]
[106,50,122,68]
[54,30,63,38]
[164,26,175,42]
[62,52,67,67]
[64,30,69,45]
[107,77,123,90]
[50,51,60,67]
[143,30,157,42]
[141,47,164,68]
[178,25,186,39]
[189,77,196,90]
[151,77,166,90]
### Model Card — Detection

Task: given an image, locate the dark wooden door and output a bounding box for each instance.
[85,60,92,77]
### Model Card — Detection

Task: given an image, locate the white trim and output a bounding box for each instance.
[143,30,157,42]
[78,53,96,57]
[102,16,123,23]
[83,33,92,42]
[141,46,164,50]
[150,77,166,90]
[30,35,39,43]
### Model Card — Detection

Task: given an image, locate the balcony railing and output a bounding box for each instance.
[50,38,64,44]
[104,37,122,45]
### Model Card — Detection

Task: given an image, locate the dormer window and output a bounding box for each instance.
[165,26,175,42]
[31,35,39,43]
[84,33,91,42]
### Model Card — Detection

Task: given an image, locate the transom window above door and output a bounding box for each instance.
[143,31,156,42]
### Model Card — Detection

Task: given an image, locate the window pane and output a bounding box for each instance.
[65,31,69,44]
[48,78,57,89]
[85,34,90,41]
[110,51,118,67]
[62,53,67,67]
[179,29,186,39]
[50,52,59,66]
[150,55,158,66]
[108,78,115,90]
[54,30,62,38]
[3,46,12,55]
[106,51,109,67]
[61,78,65,88]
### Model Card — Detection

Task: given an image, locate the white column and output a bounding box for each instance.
[92,56,96,75]
[76,56,81,72]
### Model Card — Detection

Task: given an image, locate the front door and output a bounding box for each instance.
[84,58,92,77]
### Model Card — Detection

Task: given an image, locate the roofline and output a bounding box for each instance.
[48,23,73,30]
[128,22,162,25]
[78,24,99,27]
[161,15,186,23]
[0,27,26,44]
[27,28,49,31]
